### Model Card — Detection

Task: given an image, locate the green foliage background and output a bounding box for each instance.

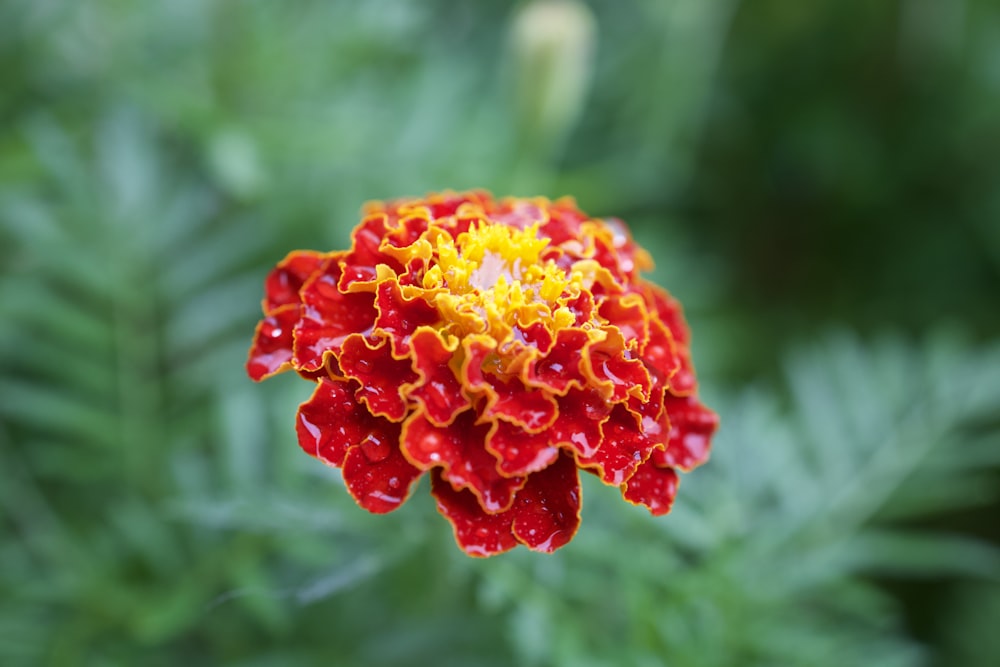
[1,1,998,665]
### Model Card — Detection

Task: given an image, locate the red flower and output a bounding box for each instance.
[248,191,717,556]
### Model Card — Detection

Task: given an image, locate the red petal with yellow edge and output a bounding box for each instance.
[564,291,596,326]
[384,214,429,251]
[294,264,377,371]
[539,202,587,246]
[666,348,697,397]
[338,334,418,422]
[431,470,518,557]
[486,420,559,477]
[507,320,553,355]
[409,327,468,426]
[652,394,718,471]
[337,213,402,292]
[421,190,489,219]
[491,199,547,231]
[621,459,679,516]
[584,332,652,402]
[591,230,629,283]
[511,451,581,552]
[263,250,326,312]
[247,303,298,381]
[642,317,681,386]
[643,282,690,347]
[460,336,498,395]
[297,377,392,467]
[374,280,439,357]
[523,328,591,394]
[481,373,558,433]
[341,437,422,514]
[549,388,609,458]
[599,292,650,348]
[402,410,526,513]
[577,403,661,486]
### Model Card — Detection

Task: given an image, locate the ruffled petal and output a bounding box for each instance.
[481,373,559,433]
[598,292,650,349]
[523,327,591,394]
[338,334,418,421]
[665,348,698,397]
[643,281,690,347]
[294,263,378,371]
[583,329,652,403]
[511,451,581,552]
[486,420,559,477]
[247,303,299,381]
[263,250,326,312]
[431,470,518,557]
[408,327,468,426]
[621,461,679,516]
[374,280,439,356]
[548,388,609,458]
[652,394,718,471]
[337,213,402,292]
[297,377,392,468]
[576,403,662,486]
[341,437,422,514]
[642,316,682,386]
[401,410,526,513]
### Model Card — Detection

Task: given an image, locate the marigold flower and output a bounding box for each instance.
[248,191,717,556]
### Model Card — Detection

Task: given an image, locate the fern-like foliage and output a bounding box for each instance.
[0,110,300,662]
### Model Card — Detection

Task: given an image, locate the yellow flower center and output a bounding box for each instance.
[419,222,590,345]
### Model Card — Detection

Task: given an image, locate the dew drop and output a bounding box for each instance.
[360,432,390,462]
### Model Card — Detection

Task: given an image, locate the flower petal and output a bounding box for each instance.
[481,373,559,433]
[338,334,418,421]
[583,328,652,402]
[511,451,581,552]
[342,437,422,514]
[598,292,650,349]
[431,470,518,557]
[665,348,698,396]
[247,303,298,381]
[642,316,682,387]
[263,250,326,312]
[374,279,440,357]
[486,420,560,477]
[408,327,468,426]
[523,327,591,394]
[294,262,378,371]
[337,213,402,292]
[576,403,662,486]
[621,461,679,516]
[643,282,690,347]
[402,410,526,513]
[549,388,609,458]
[652,394,718,471]
[297,377,391,468]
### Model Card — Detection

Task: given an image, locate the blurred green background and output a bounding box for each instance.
[2,0,999,665]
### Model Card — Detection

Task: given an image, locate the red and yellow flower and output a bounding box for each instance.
[248,191,717,556]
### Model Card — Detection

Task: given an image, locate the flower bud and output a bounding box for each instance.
[509,0,596,153]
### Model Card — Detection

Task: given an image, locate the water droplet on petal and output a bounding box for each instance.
[360,432,390,462]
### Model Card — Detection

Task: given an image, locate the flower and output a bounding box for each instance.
[248,191,718,556]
